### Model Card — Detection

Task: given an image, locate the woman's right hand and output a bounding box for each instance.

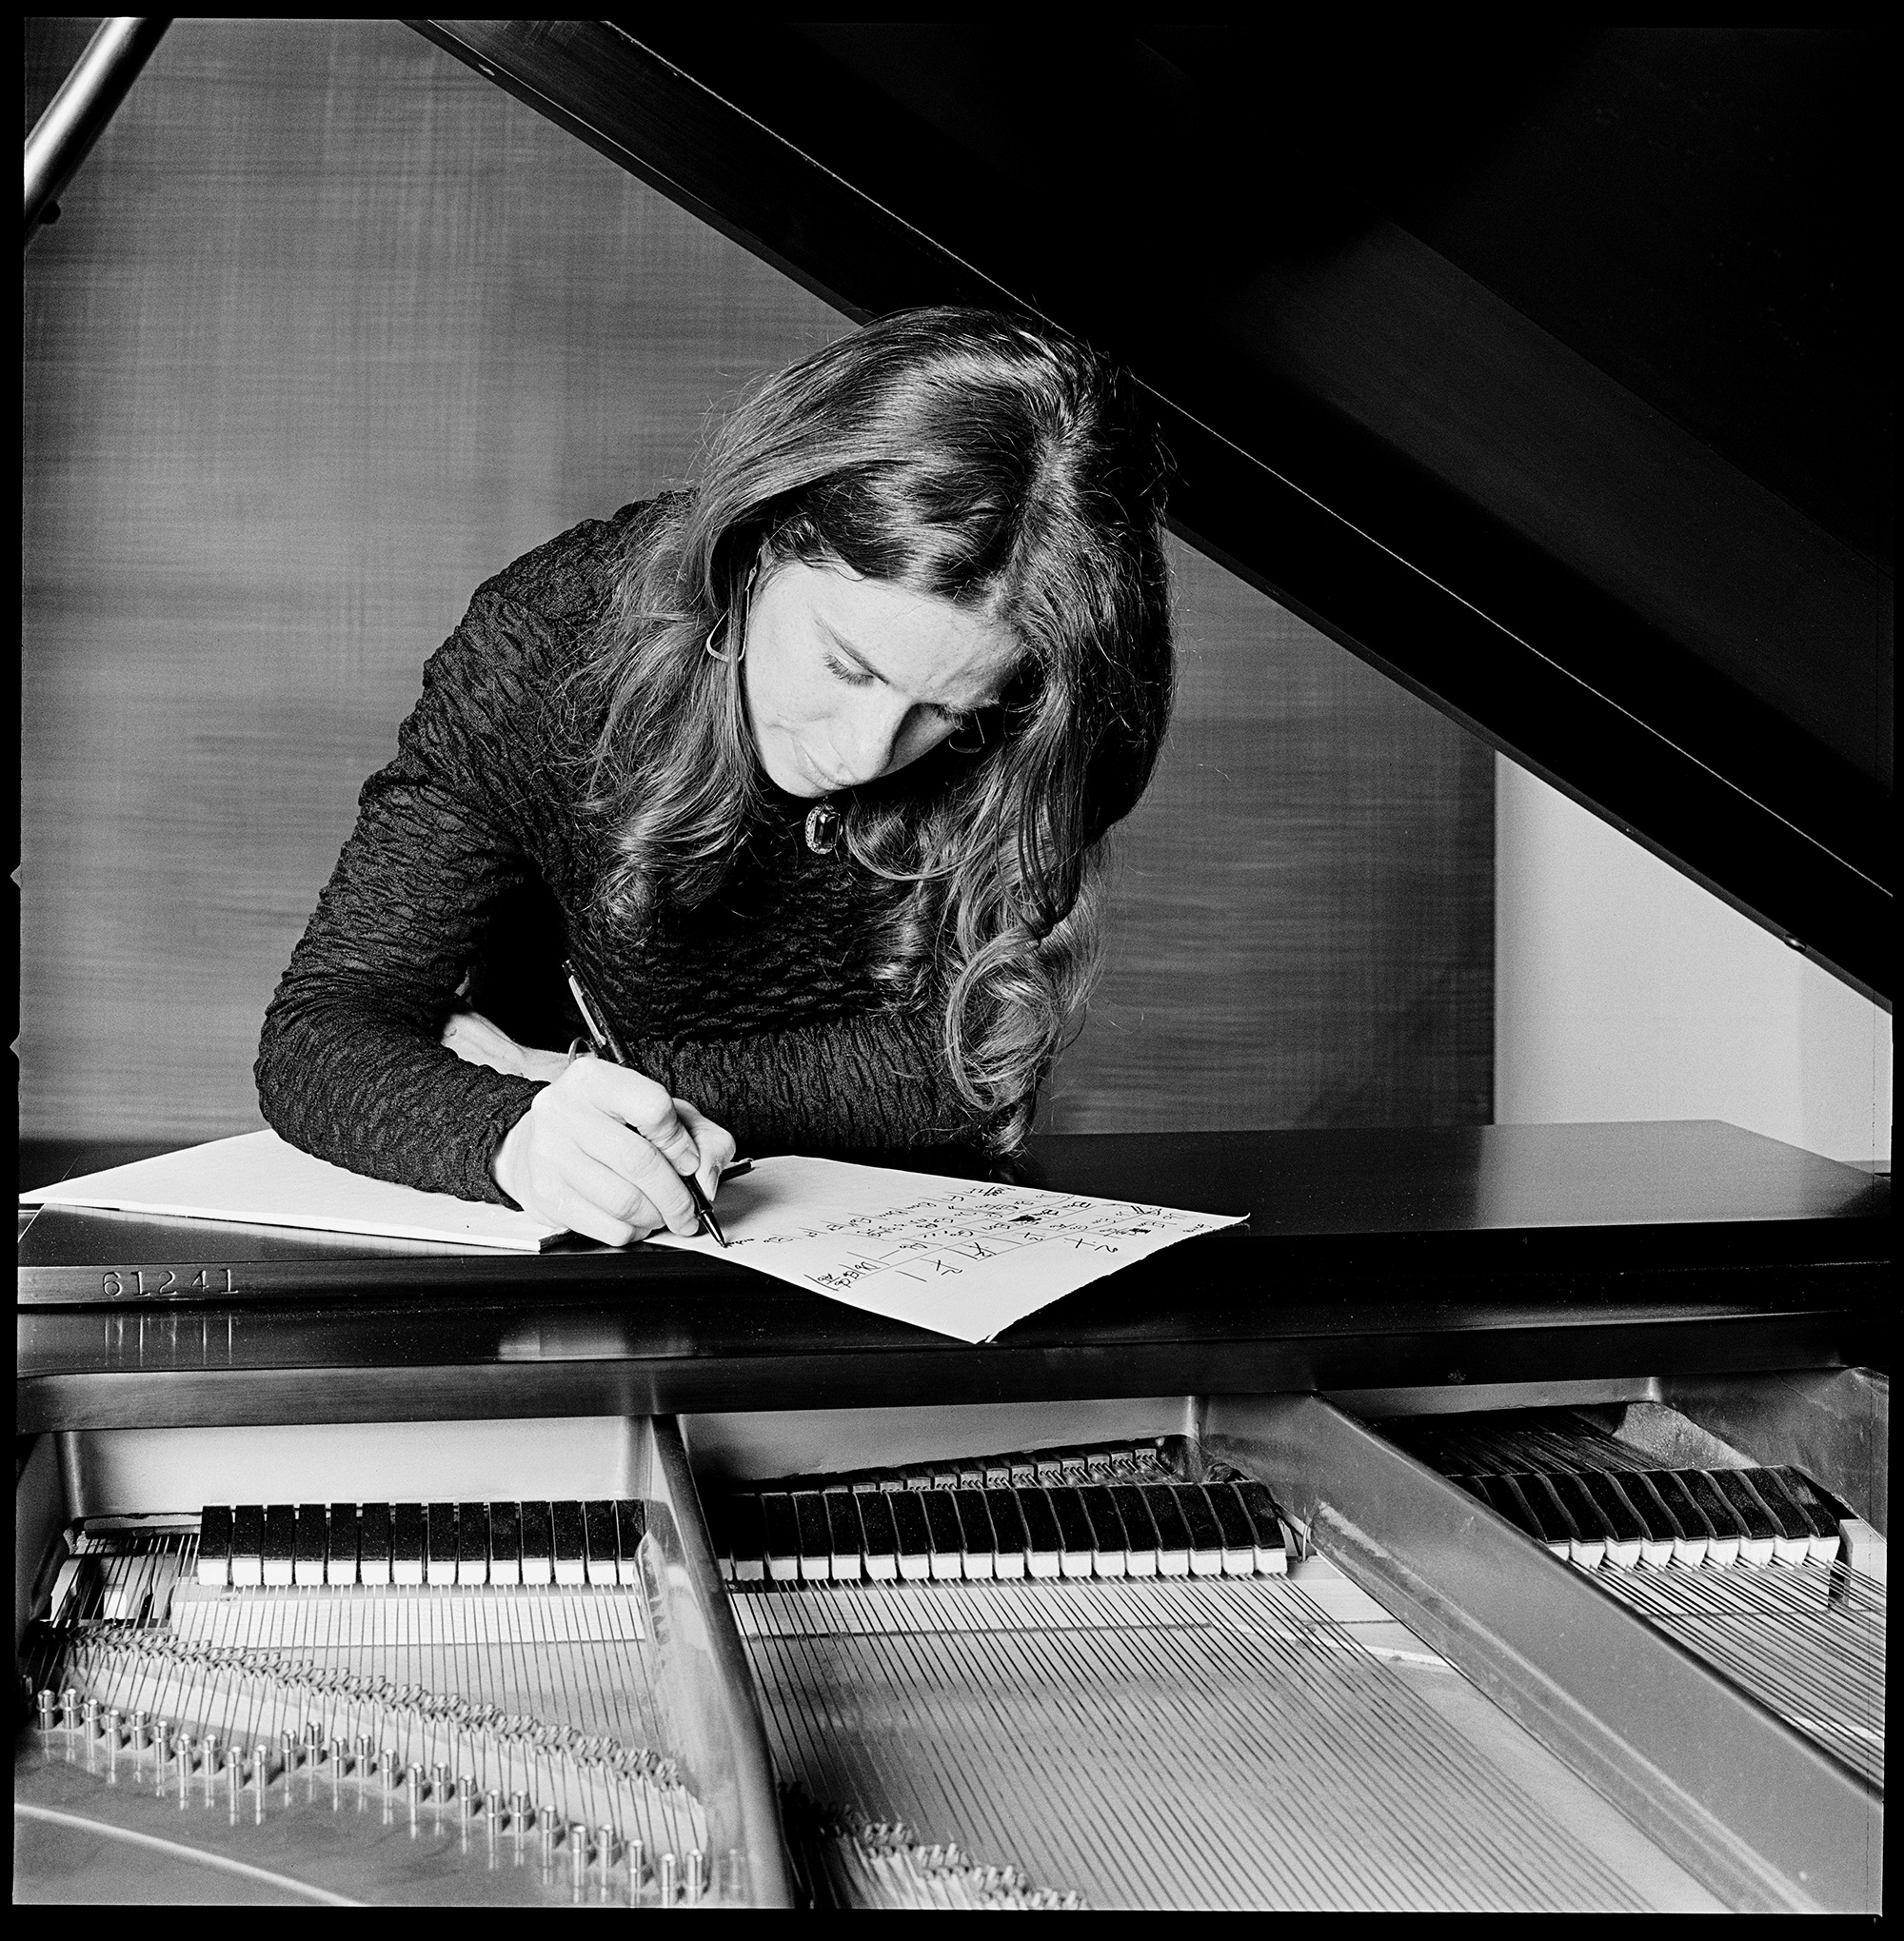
[490,1057,737,1245]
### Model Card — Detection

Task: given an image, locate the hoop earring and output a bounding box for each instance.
[947,711,988,755]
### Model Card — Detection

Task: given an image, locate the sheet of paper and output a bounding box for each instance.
[18,1129,564,1253]
[650,1154,1247,1342]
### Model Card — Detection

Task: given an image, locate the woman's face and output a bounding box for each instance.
[742,559,1020,798]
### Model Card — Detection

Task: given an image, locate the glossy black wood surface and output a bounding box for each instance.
[18,1124,1888,1432]
[409,20,1891,1001]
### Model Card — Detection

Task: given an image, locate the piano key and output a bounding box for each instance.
[520,1502,554,1586]
[825,1494,863,1581]
[887,1490,932,1580]
[1639,1471,1711,1567]
[1674,1471,1742,1567]
[921,1489,964,1580]
[1758,1467,1842,1563]
[792,1493,832,1582]
[1045,1487,1097,1578]
[1016,1488,1063,1579]
[1736,1470,1811,1566]
[583,1501,618,1587]
[197,1505,232,1589]
[724,1495,764,1583]
[984,1488,1029,1579]
[1603,1471,1678,1567]
[426,1503,459,1587]
[358,1503,392,1586]
[1708,1471,1778,1566]
[454,1503,489,1586]
[1076,1485,1127,1578]
[100,1548,155,1622]
[1539,1472,1609,1568]
[1140,1484,1192,1577]
[760,1493,801,1582]
[856,1492,900,1581]
[1169,1486,1223,1577]
[953,1490,998,1580]
[324,1507,359,1586]
[1109,1484,1160,1576]
[551,1501,587,1585]
[1572,1472,1645,1569]
[1509,1474,1584,1559]
[706,1496,737,1582]
[1200,1483,1258,1576]
[146,1551,181,1625]
[293,1506,328,1587]
[262,1505,297,1587]
[488,1502,523,1587]
[616,1500,646,1584]
[1230,1479,1288,1574]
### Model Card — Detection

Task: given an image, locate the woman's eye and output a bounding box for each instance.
[823,652,874,687]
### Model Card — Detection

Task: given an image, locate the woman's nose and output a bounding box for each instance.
[840,698,911,782]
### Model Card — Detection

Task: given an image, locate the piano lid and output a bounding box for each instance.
[410,23,1891,1003]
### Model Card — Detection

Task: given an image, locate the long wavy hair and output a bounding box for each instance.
[582,307,1174,1149]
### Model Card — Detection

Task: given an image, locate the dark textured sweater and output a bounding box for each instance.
[256,503,984,1204]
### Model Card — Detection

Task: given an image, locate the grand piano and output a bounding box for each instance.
[17,23,1888,1911]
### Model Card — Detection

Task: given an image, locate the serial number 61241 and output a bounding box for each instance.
[100,1267,237,1297]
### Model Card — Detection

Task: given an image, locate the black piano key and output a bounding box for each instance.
[857,1492,899,1580]
[293,1505,328,1587]
[488,1502,523,1586]
[197,1505,233,1588]
[724,1495,765,1582]
[760,1493,800,1582]
[615,1500,646,1584]
[1572,1472,1645,1563]
[520,1501,554,1585]
[953,1489,998,1578]
[551,1501,587,1584]
[984,1488,1029,1577]
[583,1501,618,1587]
[921,1489,964,1579]
[1015,1487,1062,1577]
[1171,1486,1225,1576]
[1046,1486,1097,1577]
[1708,1471,1778,1559]
[262,1504,297,1587]
[1230,1480,1288,1569]
[1675,1472,1745,1562]
[1140,1484,1192,1575]
[452,1503,487,1586]
[426,1503,459,1586]
[322,1504,359,1586]
[888,1490,932,1580]
[1076,1485,1127,1576]
[825,1494,863,1581]
[1201,1484,1260,1575]
[357,1503,391,1585]
[390,1502,426,1584]
[1542,1472,1610,1559]
[1502,1475,1574,1551]
[792,1492,832,1582]
[1468,1474,1537,1537]
[1109,1484,1160,1575]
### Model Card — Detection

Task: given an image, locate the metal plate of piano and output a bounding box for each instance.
[15,1123,1888,1909]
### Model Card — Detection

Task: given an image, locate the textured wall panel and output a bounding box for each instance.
[21,18,1490,1144]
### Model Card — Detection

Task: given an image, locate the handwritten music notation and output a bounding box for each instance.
[648,1158,1246,1342]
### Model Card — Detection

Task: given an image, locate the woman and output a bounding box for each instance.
[257,308,1174,1246]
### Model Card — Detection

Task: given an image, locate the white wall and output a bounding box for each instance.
[1495,755,1892,1164]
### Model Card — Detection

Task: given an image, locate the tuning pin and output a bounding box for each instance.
[597,1824,616,1876]
[407,1764,423,1816]
[510,1789,527,1833]
[352,1733,370,1774]
[83,1695,100,1733]
[686,1849,705,1902]
[570,1823,588,1894]
[458,1773,477,1815]
[304,1719,322,1750]
[35,1691,56,1731]
[486,1788,502,1825]
[661,1852,678,1904]
[177,1737,194,1804]
[132,1710,152,1749]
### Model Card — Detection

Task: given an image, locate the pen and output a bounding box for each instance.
[563,957,729,1248]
